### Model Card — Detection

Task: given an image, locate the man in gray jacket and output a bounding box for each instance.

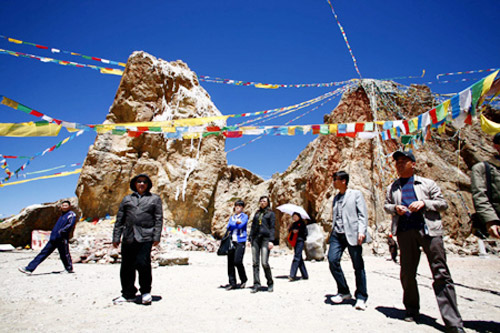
[328,171,370,310]
[384,151,464,333]
[112,174,163,305]
[471,132,500,238]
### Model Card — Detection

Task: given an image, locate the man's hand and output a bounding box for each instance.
[408,200,425,212]
[357,233,366,245]
[112,242,120,248]
[395,205,408,216]
[487,221,500,239]
[268,242,274,250]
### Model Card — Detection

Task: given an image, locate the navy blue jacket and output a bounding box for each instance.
[50,210,77,241]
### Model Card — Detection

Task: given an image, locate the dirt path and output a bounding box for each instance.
[1,250,499,332]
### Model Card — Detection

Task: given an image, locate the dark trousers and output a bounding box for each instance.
[397,229,463,328]
[26,238,73,272]
[251,237,273,287]
[290,238,308,279]
[328,232,367,301]
[120,241,153,298]
[228,241,247,286]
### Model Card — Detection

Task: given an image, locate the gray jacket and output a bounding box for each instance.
[384,175,448,237]
[329,189,371,246]
[113,192,163,244]
[471,157,500,224]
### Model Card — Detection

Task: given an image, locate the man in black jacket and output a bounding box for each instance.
[112,174,163,305]
[248,196,275,293]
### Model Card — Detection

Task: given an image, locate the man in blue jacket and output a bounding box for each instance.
[19,200,77,274]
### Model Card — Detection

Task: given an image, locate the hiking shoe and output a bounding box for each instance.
[331,293,352,303]
[113,296,135,305]
[141,293,152,305]
[267,284,274,293]
[18,266,32,275]
[288,276,299,282]
[354,299,367,310]
[250,286,260,293]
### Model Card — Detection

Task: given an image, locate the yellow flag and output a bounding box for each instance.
[100,68,124,76]
[0,122,61,137]
[480,114,500,135]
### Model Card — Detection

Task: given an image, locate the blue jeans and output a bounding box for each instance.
[328,232,367,301]
[290,238,308,279]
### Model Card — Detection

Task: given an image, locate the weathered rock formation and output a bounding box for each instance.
[75,52,227,233]
[4,52,497,258]
[0,197,80,247]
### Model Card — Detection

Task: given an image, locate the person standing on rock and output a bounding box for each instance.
[328,171,370,311]
[248,196,275,293]
[471,132,500,239]
[288,212,309,281]
[112,174,163,305]
[19,200,77,275]
[384,151,464,333]
[225,200,249,290]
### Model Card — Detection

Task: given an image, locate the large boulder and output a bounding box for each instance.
[76,52,227,233]
[0,197,80,247]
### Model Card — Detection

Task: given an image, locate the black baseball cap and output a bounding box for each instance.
[392,151,416,162]
[494,132,500,144]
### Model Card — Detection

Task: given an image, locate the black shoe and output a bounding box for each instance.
[250,286,260,293]
[268,285,274,293]
[240,282,247,289]
[445,327,465,333]
[404,312,420,322]
[226,285,237,291]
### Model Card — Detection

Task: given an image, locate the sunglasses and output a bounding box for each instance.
[136,180,148,184]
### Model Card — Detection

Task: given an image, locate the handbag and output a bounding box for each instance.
[287,231,298,247]
[217,231,233,256]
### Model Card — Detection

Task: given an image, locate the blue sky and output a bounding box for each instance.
[0,0,499,217]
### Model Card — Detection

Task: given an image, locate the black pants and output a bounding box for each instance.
[251,237,273,287]
[120,241,153,298]
[228,241,247,286]
[290,238,308,279]
[397,229,463,328]
[26,238,73,272]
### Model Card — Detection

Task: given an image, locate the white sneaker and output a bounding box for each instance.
[113,296,135,305]
[18,266,32,275]
[355,299,367,310]
[331,293,352,304]
[141,293,152,305]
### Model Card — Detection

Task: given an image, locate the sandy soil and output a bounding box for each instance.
[1,248,499,333]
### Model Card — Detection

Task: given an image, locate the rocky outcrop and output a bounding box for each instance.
[0,197,80,247]
[75,52,227,233]
[6,54,497,259]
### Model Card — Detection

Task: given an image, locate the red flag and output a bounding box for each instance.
[223,131,243,138]
[355,123,364,132]
[206,126,220,132]
[29,110,43,117]
[429,108,438,124]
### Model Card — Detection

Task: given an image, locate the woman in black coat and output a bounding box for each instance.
[288,212,309,281]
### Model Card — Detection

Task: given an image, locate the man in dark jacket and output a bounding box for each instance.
[471,132,500,238]
[19,200,77,274]
[248,196,275,293]
[112,174,163,305]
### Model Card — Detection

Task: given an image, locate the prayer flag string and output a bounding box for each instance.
[325,0,362,79]
[0,48,124,76]
[0,34,126,67]
[0,168,82,187]
[436,67,499,80]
